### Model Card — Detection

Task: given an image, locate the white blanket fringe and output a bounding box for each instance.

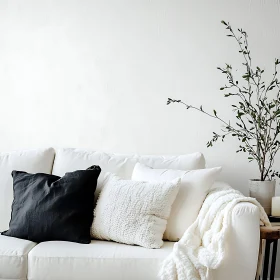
[159,184,270,280]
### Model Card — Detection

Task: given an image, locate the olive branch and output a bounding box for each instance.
[167,21,280,181]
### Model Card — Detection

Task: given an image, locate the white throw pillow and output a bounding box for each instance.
[91,173,180,249]
[132,163,222,241]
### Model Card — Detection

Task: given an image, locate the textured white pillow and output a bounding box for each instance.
[91,173,180,249]
[132,163,222,241]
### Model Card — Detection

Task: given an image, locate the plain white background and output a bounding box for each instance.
[0,0,280,276]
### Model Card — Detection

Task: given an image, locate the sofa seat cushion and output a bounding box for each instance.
[28,240,174,280]
[0,235,36,280]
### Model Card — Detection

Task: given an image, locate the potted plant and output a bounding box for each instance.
[167,21,280,215]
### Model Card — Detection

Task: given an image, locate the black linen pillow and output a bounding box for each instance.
[1,165,101,244]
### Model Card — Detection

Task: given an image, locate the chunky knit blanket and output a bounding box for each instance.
[159,183,270,280]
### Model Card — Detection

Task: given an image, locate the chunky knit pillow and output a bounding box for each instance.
[91,173,180,249]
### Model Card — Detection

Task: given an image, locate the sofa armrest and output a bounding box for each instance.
[210,182,260,280]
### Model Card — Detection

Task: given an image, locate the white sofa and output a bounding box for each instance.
[0,148,260,280]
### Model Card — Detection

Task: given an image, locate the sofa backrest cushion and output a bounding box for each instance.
[52,148,205,197]
[0,148,55,232]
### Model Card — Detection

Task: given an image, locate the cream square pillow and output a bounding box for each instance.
[132,163,222,241]
[91,173,180,249]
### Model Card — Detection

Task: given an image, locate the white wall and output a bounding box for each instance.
[0,0,280,275]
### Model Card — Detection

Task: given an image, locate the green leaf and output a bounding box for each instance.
[237,111,244,118]
[221,20,227,26]
[213,110,217,116]
[225,93,234,97]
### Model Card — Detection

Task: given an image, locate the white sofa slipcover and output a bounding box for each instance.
[28,240,174,280]
[0,148,260,280]
[26,202,260,280]
[0,235,36,280]
[211,201,260,280]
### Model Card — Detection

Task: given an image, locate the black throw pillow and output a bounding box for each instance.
[1,165,101,244]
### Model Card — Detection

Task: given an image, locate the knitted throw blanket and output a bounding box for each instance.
[159,184,270,280]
